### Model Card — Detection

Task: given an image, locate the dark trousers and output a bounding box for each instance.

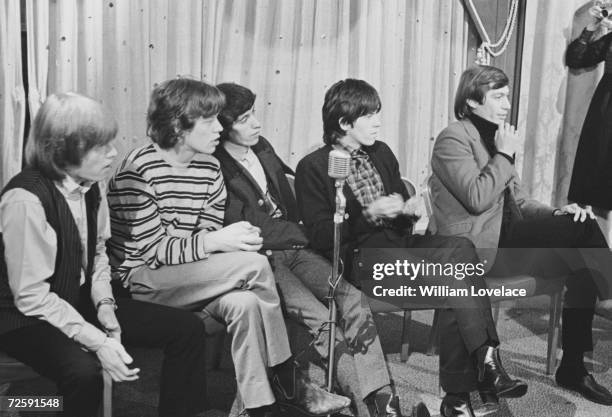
[0,295,208,417]
[492,215,610,355]
[360,231,499,392]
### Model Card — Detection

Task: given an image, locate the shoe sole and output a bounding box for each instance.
[556,380,612,406]
[496,382,528,398]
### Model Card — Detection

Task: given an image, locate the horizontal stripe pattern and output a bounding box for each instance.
[107,144,225,281]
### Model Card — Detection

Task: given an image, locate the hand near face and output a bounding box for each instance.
[367,193,405,220]
[495,122,520,157]
[202,221,263,252]
[555,203,596,222]
[587,3,612,30]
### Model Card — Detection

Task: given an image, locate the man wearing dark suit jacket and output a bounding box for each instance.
[213,82,430,417]
[430,65,612,406]
[296,79,527,417]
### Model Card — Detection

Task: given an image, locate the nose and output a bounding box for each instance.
[106,144,118,159]
[502,96,511,110]
[251,115,261,129]
[213,118,223,133]
[372,113,382,127]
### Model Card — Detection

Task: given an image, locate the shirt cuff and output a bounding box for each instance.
[496,151,515,165]
[73,321,107,351]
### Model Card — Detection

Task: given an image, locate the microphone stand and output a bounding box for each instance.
[327,179,346,397]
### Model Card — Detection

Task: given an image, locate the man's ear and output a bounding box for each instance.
[466,98,479,110]
[339,117,352,132]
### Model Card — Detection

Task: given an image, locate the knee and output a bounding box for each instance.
[223,290,261,318]
[63,358,102,391]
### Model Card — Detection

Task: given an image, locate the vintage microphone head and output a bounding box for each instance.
[328,149,351,180]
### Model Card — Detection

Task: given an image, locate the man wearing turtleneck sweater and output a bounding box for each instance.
[296,79,530,417]
[430,65,612,408]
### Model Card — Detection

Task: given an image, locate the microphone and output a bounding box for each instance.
[328,149,350,180]
[325,148,350,395]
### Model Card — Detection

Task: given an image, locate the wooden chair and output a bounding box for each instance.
[423,177,565,375]
[0,350,113,417]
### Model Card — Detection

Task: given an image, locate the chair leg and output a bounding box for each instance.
[546,291,563,375]
[208,333,225,370]
[401,310,411,362]
[100,370,112,417]
[427,309,440,356]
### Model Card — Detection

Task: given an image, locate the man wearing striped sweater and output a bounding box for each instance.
[106,78,350,417]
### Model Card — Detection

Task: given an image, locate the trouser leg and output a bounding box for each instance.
[271,252,369,415]
[281,249,392,398]
[498,216,609,353]
[114,298,208,417]
[0,323,102,417]
[128,252,292,408]
[207,290,278,409]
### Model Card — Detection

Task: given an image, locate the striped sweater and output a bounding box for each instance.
[107,143,226,282]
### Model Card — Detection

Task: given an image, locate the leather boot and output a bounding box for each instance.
[271,365,350,416]
[440,394,474,417]
[476,346,527,398]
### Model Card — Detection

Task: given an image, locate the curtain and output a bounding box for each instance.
[20,0,469,190]
[0,0,25,188]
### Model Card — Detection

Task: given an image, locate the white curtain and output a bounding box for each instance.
[17,0,469,190]
[0,0,25,188]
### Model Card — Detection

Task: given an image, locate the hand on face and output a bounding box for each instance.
[495,122,520,157]
[588,4,612,30]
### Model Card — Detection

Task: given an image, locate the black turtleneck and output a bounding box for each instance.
[467,113,515,164]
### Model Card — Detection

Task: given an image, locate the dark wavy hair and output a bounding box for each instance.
[25,92,117,180]
[322,79,381,145]
[454,65,509,120]
[147,78,225,149]
[216,82,256,141]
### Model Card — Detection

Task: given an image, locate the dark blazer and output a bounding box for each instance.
[295,141,412,259]
[430,119,554,265]
[214,136,309,250]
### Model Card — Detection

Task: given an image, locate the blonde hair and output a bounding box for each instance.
[26,92,118,180]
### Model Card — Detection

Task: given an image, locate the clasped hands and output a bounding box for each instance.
[366,192,426,220]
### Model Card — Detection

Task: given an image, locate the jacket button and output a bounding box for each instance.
[265,250,273,256]
[258,199,264,206]
[344,213,349,219]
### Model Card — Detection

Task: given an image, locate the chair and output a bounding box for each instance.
[0,350,113,417]
[424,176,565,375]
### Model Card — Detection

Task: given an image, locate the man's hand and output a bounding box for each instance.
[202,221,263,252]
[95,338,140,382]
[402,194,426,218]
[366,193,405,220]
[495,122,520,157]
[554,203,596,222]
[97,305,121,341]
